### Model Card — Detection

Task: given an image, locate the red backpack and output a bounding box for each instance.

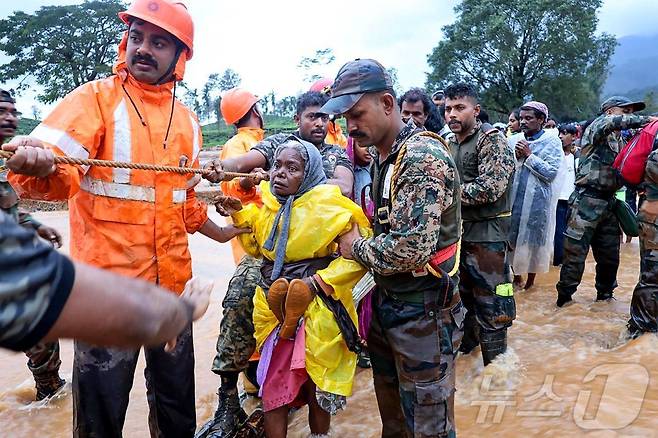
[613,120,658,186]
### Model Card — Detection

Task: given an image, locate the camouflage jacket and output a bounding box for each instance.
[0,210,74,351]
[576,114,651,194]
[642,134,658,202]
[352,122,460,277]
[446,121,514,206]
[446,122,514,242]
[0,166,39,228]
[252,130,352,179]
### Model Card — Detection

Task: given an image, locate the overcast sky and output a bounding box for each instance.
[2,0,658,115]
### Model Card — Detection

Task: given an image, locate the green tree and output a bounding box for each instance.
[643,90,658,115]
[202,73,221,122]
[298,48,336,83]
[261,91,278,115]
[426,0,616,120]
[387,67,403,95]
[179,82,202,117]
[198,69,242,124]
[0,0,126,103]
[217,68,242,92]
[275,96,297,117]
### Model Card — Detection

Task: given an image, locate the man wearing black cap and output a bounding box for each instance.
[330,59,465,437]
[556,96,658,307]
[0,89,67,401]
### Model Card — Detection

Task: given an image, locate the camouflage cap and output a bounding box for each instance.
[320,59,393,115]
[0,89,15,104]
[600,96,645,114]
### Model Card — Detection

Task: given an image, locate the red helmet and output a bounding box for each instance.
[119,0,194,60]
[309,78,333,94]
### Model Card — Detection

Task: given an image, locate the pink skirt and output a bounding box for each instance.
[259,321,309,412]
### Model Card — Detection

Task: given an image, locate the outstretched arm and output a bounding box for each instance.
[0,215,210,352]
[44,263,200,348]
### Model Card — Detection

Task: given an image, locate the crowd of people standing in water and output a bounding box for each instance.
[2,1,658,437]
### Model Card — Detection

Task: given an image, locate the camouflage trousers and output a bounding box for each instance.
[25,341,61,377]
[212,255,262,374]
[459,241,515,336]
[556,193,620,298]
[368,287,465,438]
[629,211,658,332]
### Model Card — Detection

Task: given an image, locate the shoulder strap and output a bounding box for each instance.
[390,131,450,200]
[387,130,460,280]
[476,122,499,147]
[480,122,497,134]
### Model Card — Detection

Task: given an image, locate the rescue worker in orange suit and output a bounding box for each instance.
[218,88,265,264]
[309,78,347,148]
[7,1,247,437]
[195,88,267,438]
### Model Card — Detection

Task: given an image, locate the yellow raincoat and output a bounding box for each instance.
[232,181,372,396]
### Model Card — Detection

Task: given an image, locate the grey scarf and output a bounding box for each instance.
[263,136,327,280]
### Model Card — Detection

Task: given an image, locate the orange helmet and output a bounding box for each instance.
[118,0,194,60]
[309,78,333,94]
[221,88,259,125]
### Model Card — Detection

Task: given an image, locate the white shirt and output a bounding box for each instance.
[558,153,576,200]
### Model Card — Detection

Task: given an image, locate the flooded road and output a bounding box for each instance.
[1,211,656,437]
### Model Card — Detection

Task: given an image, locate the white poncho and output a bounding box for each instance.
[509,131,564,275]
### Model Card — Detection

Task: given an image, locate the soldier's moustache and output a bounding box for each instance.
[349,131,367,139]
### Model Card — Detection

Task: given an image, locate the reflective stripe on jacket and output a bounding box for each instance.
[9,38,207,294]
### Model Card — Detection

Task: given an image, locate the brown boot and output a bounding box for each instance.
[280,279,315,339]
[34,372,65,401]
[267,278,289,324]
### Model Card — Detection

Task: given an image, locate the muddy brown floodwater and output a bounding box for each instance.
[1,210,657,437]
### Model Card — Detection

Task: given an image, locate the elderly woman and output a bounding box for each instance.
[509,101,564,289]
[223,136,371,438]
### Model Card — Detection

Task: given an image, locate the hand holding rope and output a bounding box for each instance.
[0,149,265,182]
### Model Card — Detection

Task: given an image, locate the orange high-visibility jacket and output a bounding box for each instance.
[326,121,347,148]
[9,36,208,294]
[220,126,264,264]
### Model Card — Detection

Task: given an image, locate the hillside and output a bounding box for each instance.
[15,117,39,136]
[202,114,297,147]
[603,34,658,98]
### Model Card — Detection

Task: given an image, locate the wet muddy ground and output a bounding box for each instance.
[1,211,655,437]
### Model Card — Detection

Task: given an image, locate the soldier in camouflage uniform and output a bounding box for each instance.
[199,91,353,438]
[327,59,465,438]
[443,83,516,366]
[556,96,657,307]
[628,129,658,335]
[0,89,66,400]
